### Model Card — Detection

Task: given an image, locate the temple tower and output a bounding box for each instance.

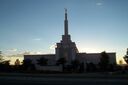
[56,9,78,63]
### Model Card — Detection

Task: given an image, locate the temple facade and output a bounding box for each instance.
[55,9,78,63]
[24,9,116,71]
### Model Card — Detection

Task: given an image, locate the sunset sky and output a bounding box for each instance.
[0,0,128,64]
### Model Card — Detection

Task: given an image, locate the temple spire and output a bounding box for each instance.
[64,8,68,35]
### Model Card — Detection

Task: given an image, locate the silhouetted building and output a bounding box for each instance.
[56,9,78,63]
[24,9,116,71]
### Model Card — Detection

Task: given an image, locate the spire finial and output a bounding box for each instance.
[64,8,67,20]
[64,8,68,35]
[65,8,67,13]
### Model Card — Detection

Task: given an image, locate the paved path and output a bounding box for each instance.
[0,74,128,85]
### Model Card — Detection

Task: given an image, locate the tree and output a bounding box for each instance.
[71,59,80,72]
[0,60,10,72]
[124,55,128,64]
[22,59,35,70]
[99,51,109,71]
[119,60,123,65]
[86,62,96,72]
[37,57,48,66]
[0,51,11,72]
[79,62,84,73]
[0,51,4,63]
[2,60,10,65]
[123,48,128,64]
[56,57,67,71]
[56,57,66,65]
[15,59,20,66]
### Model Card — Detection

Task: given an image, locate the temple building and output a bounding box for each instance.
[24,9,116,71]
[55,9,78,63]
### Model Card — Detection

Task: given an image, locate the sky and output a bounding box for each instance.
[0,0,128,64]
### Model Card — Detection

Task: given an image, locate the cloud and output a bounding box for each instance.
[50,44,57,50]
[33,38,41,41]
[96,2,103,6]
[34,51,43,54]
[22,51,31,55]
[29,51,43,54]
[8,48,17,52]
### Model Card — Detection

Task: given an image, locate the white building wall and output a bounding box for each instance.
[77,53,116,65]
[24,54,56,66]
[24,52,116,71]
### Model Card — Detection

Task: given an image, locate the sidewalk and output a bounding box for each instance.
[0,72,128,79]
